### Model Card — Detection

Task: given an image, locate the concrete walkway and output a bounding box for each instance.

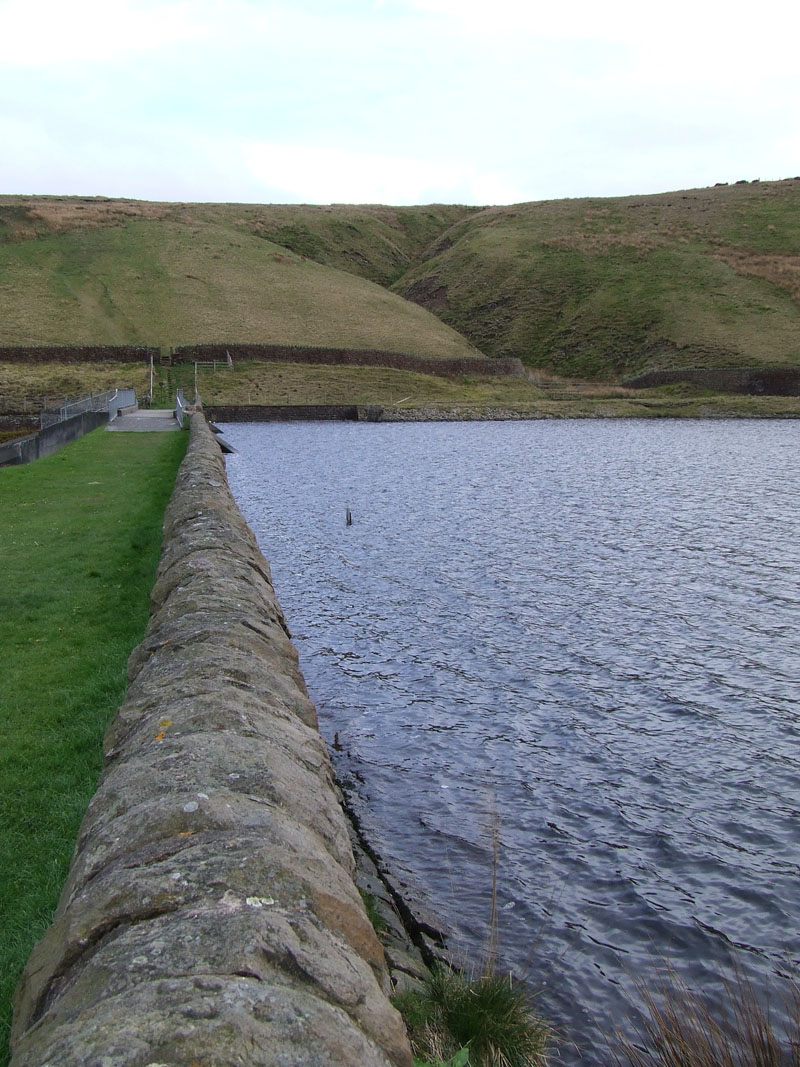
[106,409,180,432]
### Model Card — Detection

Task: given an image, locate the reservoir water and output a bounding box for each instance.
[222,418,800,1064]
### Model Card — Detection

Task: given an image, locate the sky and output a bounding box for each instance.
[1,0,798,206]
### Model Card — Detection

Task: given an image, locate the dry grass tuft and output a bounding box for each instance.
[542,231,669,256]
[617,965,800,1067]
[714,250,800,305]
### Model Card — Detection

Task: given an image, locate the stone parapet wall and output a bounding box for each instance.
[10,414,412,1067]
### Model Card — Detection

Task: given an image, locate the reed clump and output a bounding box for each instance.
[395,965,550,1067]
[393,800,550,1066]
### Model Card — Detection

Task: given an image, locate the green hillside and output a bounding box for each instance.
[1,182,799,382]
[0,198,480,359]
[393,180,800,378]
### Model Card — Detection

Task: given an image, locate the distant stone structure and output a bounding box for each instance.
[623,365,800,395]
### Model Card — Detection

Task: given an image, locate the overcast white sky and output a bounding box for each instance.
[1,0,798,206]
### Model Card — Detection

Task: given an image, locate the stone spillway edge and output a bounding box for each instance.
[10,413,412,1067]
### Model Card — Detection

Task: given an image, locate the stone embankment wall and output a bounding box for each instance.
[0,341,524,380]
[10,414,412,1067]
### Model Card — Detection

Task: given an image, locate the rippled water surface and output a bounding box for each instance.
[223,419,800,1063]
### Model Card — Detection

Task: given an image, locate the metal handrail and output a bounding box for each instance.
[175,389,189,428]
[39,389,121,429]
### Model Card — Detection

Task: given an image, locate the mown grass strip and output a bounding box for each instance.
[0,428,187,1065]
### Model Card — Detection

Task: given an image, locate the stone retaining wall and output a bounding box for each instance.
[10,414,412,1067]
[205,404,362,423]
[0,410,109,467]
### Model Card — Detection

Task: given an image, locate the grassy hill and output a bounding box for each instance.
[0,198,480,359]
[1,182,799,383]
[393,180,800,378]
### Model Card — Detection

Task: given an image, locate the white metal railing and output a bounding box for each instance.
[108,388,137,420]
[40,389,115,429]
[193,350,233,371]
[175,389,189,428]
[193,357,232,371]
[190,351,232,395]
[38,388,139,428]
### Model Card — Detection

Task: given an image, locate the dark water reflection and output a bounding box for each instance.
[223,419,800,1064]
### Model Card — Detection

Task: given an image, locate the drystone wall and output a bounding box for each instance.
[623,365,800,395]
[174,341,526,379]
[0,344,159,364]
[10,414,412,1067]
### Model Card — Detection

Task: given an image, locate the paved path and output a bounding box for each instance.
[106,409,180,432]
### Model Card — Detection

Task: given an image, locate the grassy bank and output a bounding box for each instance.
[0,428,187,1065]
[163,359,547,408]
[0,360,150,414]
[167,361,800,417]
[5,358,799,421]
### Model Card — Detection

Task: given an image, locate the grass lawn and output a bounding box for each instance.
[0,427,187,1065]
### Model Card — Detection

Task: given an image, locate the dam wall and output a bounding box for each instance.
[0,342,525,381]
[10,414,412,1066]
[205,403,367,422]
